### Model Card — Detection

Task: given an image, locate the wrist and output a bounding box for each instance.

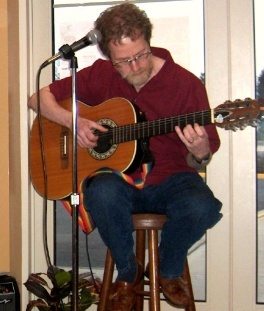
[192,152,211,165]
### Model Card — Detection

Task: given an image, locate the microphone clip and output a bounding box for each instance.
[59,44,75,60]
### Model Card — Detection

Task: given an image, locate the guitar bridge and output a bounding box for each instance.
[60,127,69,169]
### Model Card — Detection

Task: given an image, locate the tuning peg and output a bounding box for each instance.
[248,120,259,127]
[258,114,264,122]
[225,124,237,131]
[238,123,247,130]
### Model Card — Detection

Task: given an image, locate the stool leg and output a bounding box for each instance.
[136,229,146,267]
[134,229,146,311]
[182,260,196,311]
[98,249,114,311]
[148,229,160,311]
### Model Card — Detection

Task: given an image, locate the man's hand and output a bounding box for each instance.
[77,116,108,148]
[175,123,211,164]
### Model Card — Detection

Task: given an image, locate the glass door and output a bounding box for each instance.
[255,0,264,305]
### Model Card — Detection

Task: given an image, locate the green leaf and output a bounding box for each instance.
[55,283,72,300]
[55,270,72,287]
[47,265,61,282]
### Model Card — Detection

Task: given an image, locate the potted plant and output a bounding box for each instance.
[24,265,101,310]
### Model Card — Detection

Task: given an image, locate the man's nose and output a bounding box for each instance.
[129,59,140,71]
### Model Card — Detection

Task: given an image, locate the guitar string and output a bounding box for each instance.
[94,110,212,144]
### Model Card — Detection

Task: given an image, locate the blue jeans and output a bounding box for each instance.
[83,172,222,279]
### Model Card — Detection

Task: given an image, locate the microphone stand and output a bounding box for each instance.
[56,44,80,310]
[40,44,81,310]
[69,55,79,311]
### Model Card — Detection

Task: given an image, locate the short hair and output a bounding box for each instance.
[95,3,153,58]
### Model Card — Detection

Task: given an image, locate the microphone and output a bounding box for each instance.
[41,29,102,68]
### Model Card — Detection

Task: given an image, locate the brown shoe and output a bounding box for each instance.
[108,260,144,311]
[159,276,191,308]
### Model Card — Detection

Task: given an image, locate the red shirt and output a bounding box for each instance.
[49,47,220,185]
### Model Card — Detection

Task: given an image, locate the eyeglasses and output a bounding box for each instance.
[112,51,152,68]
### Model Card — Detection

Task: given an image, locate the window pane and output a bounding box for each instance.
[54,0,206,301]
[255,0,264,304]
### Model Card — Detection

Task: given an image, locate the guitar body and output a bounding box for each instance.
[30,97,137,199]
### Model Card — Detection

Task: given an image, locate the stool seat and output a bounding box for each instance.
[97,214,196,311]
[132,213,167,229]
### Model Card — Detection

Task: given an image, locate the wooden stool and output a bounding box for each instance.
[97,214,196,311]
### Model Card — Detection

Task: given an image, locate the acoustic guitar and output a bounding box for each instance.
[29,97,263,200]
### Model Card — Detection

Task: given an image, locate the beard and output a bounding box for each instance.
[122,64,153,87]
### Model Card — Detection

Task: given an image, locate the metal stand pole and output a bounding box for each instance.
[40,43,83,310]
[70,56,79,311]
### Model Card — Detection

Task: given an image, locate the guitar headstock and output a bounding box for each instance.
[214,98,264,131]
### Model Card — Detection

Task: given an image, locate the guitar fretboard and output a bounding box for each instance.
[101,110,212,144]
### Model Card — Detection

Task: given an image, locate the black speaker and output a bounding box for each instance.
[0,275,20,311]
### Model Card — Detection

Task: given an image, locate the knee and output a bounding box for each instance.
[194,197,223,229]
[82,173,129,213]
[88,172,117,190]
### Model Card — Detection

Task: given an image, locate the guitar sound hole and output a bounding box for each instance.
[88,125,117,160]
[93,126,113,153]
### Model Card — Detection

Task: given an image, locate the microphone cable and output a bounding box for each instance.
[35,65,66,311]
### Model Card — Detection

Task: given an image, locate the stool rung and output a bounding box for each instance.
[136,290,151,297]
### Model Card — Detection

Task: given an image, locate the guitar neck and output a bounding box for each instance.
[111,109,212,144]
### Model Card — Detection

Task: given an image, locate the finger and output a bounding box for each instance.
[182,125,196,143]
[78,130,98,148]
[175,126,194,144]
[193,123,206,137]
[77,136,86,148]
[92,122,108,133]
